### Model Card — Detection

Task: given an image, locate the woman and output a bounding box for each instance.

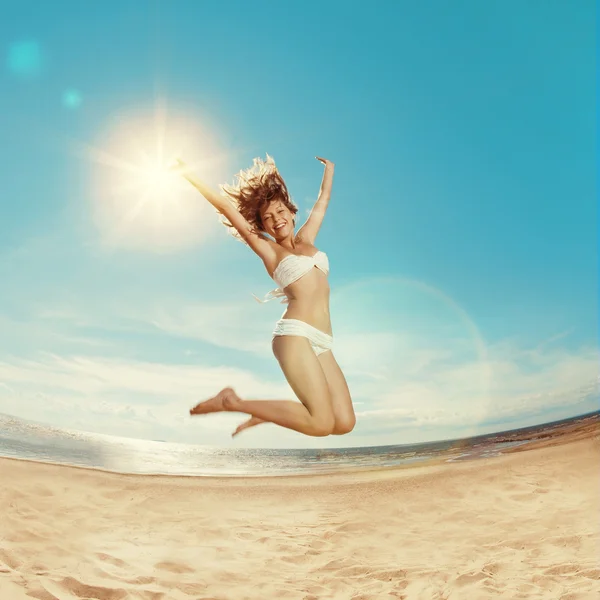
[177,155,355,438]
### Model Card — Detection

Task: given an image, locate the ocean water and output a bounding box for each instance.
[1,412,595,477]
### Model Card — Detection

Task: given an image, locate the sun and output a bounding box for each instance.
[75,101,232,252]
[140,158,176,196]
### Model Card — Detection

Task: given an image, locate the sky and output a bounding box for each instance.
[0,0,597,449]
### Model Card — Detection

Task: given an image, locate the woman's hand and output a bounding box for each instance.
[170,159,198,185]
[168,159,226,213]
[316,156,335,169]
[170,158,189,175]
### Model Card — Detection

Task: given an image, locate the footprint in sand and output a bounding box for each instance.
[95,552,130,569]
[371,569,408,582]
[481,561,509,577]
[41,576,129,600]
[154,560,195,573]
[0,549,21,570]
[579,568,600,579]
[543,563,582,576]
[454,571,490,586]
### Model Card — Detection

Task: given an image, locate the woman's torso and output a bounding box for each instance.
[265,241,332,334]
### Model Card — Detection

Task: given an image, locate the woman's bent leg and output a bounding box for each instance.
[190,336,335,437]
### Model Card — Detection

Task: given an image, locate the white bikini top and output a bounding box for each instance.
[253,250,330,304]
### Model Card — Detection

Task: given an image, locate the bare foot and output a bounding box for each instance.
[232,416,267,438]
[190,387,241,416]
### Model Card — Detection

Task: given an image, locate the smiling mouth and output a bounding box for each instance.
[274,223,286,231]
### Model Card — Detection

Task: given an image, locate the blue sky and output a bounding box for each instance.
[0,0,596,449]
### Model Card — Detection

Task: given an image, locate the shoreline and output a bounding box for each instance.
[0,427,597,487]
[1,414,596,482]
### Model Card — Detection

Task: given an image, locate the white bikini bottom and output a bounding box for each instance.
[272,318,333,356]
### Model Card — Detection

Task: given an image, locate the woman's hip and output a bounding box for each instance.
[272,318,333,356]
[278,306,332,336]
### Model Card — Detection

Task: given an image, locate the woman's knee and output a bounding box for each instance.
[309,418,335,437]
[307,408,335,437]
[332,414,356,435]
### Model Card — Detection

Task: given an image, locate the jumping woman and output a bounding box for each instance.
[177,155,355,438]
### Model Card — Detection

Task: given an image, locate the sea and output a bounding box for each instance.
[0,411,597,478]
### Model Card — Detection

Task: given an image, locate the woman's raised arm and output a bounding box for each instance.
[175,159,276,262]
[296,157,335,244]
[174,159,228,212]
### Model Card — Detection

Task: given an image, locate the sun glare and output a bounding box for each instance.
[141,160,176,195]
[78,102,232,252]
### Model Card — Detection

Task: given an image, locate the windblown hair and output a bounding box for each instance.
[220,154,298,243]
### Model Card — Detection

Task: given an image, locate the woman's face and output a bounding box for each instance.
[260,200,294,239]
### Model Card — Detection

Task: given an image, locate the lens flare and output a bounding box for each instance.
[7,40,42,78]
[331,276,492,445]
[62,89,83,109]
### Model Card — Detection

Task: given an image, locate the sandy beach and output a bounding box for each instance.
[1,427,598,600]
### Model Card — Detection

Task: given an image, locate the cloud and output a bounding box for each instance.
[0,275,596,448]
[0,334,596,448]
[147,300,276,355]
[0,353,296,445]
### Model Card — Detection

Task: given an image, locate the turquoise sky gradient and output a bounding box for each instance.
[0,1,596,448]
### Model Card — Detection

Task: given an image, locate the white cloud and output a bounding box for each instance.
[0,335,596,448]
[0,354,297,445]
[0,275,596,448]
[147,300,276,355]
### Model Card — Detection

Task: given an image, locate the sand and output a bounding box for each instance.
[1,429,598,600]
